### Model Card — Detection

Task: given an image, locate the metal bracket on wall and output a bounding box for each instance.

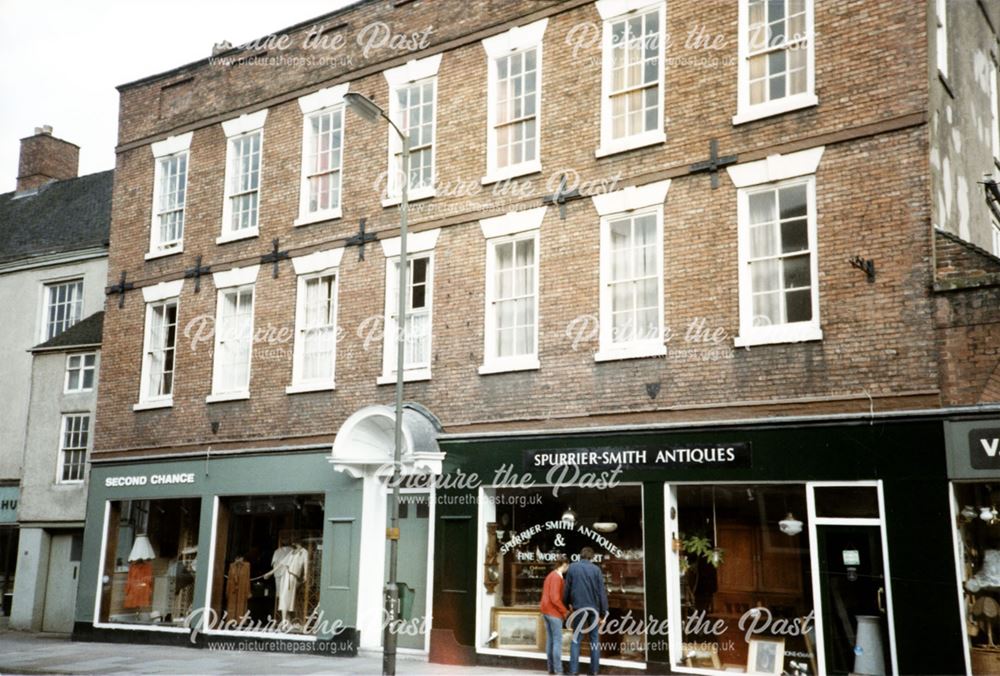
[849,255,876,283]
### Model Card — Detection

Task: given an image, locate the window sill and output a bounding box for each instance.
[732,94,818,125]
[144,245,183,261]
[285,382,336,394]
[206,391,250,403]
[733,324,823,348]
[376,368,431,385]
[381,188,436,208]
[481,160,542,186]
[216,228,259,245]
[595,131,666,159]
[65,388,95,395]
[294,209,342,227]
[133,399,173,411]
[478,357,540,375]
[594,343,667,362]
[55,480,84,486]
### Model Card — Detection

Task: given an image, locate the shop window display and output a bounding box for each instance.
[210,494,324,634]
[673,485,816,674]
[98,499,200,626]
[955,482,1000,675]
[484,486,646,662]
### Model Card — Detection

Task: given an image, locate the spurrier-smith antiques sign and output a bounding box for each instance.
[524,442,752,470]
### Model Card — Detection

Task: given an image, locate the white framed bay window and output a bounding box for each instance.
[734,0,816,125]
[377,229,440,384]
[147,132,191,259]
[208,265,259,402]
[219,110,267,244]
[592,180,670,361]
[295,84,349,226]
[134,280,183,410]
[479,207,547,374]
[727,146,825,347]
[595,0,666,158]
[382,55,441,205]
[481,19,548,184]
[288,248,344,393]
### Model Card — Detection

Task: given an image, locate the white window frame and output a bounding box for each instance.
[595,0,667,158]
[382,55,442,206]
[218,110,267,244]
[295,84,350,227]
[377,229,440,384]
[288,248,345,393]
[41,277,84,342]
[936,0,949,80]
[133,280,183,411]
[64,352,97,394]
[207,266,259,402]
[991,56,999,172]
[479,207,547,374]
[992,219,1000,258]
[57,413,90,484]
[146,132,192,260]
[734,0,817,125]
[592,180,670,361]
[481,19,548,184]
[728,146,825,347]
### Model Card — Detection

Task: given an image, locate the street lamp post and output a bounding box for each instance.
[344,91,409,676]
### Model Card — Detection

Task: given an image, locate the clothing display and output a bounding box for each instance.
[124,560,153,609]
[273,545,308,613]
[226,559,251,621]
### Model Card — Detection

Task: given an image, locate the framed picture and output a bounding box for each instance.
[492,607,543,651]
[747,637,784,675]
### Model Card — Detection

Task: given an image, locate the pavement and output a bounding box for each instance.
[0,630,527,675]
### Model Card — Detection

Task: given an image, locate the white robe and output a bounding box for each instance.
[273,546,308,613]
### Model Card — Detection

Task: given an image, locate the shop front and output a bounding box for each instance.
[946,418,1000,676]
[429,419,965,675]
[74,404,444,656]
[74,449,363,652]
[0,484,19,617]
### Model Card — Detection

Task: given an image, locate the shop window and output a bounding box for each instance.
[98,498,201,626]
[483,485,645,663]
[954,482,1000,675]
[673,485,815,673]
[209,494,325,634]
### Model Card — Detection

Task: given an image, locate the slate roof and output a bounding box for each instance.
[31,311,104,352]
[0,170,112,265]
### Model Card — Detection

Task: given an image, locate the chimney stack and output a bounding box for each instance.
[16,126,79,193]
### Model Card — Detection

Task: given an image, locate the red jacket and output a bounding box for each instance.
[540,569,569,619]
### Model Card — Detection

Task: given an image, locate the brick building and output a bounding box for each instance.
[75,1,1000,674]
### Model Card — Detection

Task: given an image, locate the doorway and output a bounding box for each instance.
[385,491,432,651]
[808,483,896,676]
[41,531,82,632]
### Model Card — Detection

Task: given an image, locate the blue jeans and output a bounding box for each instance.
[568,609,600,675]
[543,614,564,674]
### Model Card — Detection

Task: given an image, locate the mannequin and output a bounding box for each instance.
[259,542,308,627]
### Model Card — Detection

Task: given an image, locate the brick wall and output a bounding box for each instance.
[95,0,939,455]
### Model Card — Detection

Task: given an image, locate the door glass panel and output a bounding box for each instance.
[814,487,880,519]
[816,525,892,675]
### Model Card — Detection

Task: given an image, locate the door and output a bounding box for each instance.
[816,525,892,675]
[385,492,431,651]
[41,531,81,632]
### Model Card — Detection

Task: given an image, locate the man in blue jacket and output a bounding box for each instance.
[562,547,608,675]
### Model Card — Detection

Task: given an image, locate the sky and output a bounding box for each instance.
[0,0,355,192]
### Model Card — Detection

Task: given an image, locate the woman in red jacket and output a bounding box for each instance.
[540,557,570,675]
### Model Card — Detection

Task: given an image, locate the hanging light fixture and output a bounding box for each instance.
[593,521,618,533]
[779,512,804,536]
[128,533,155,562]
[561,506,577,525]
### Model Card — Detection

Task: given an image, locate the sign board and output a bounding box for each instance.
[524,443,752,471]
[0,486,19,524]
